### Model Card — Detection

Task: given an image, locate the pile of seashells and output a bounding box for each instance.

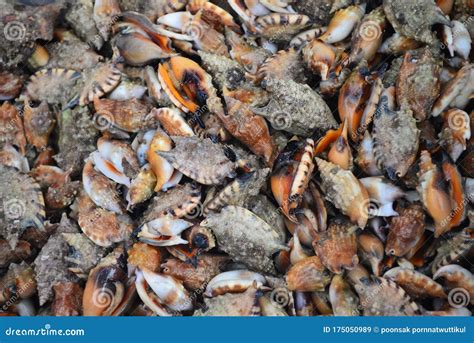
[0,0,472,316]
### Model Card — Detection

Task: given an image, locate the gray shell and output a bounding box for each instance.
[62,233,105,279]
[253,78,337,137]
[0,165,45,249]
[372,96,420,180]
[201,206,286,274]
[194,285,260,316]
[431,228,474,274]
[158,136,237,185]
[34,214,79,306]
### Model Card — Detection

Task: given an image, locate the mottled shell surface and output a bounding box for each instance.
[202,206,286,274]
[194,285,260,316]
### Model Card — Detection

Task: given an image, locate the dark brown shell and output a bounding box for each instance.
[0,71,23,100]
[286,255,331,292]
[52,282,83,316]
[386,203,426,257]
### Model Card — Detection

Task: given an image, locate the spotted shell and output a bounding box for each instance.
[0,165,45,249]
[201,206,286,274]
[372,96,420,180]
[313,221,359,274]
[253,13,312,42]
[79,60,122,106]
[158,136,238,185]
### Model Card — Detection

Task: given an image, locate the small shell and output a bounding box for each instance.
[187,0,239,31]
[372,96,420,179]
[93,0,121,42]
[0,165,45,249]
[329,274,359,316]
[158,136,238,185]
[162,254,229,291]
[433,264,474,304]
[225,29,270,75]
[83,247,128,316]
[254,13,312,42]
[312,221,359,274]
[257,48,307,84]
[359,176,404,217]
[0,145,29,172]
[384,267,446,299]
[152,107,195,137]
[302,39,336,81]
[205,270,266,297]
[357,233,384,276]
[147,128,174,191]
[0,71,23,101]
[0,102,26,155]
[383,0,451,44]
[379,33,421,55]
[286,256,330,292]
[386,203,425,257]
[397,48,441,122]
[23,100,55,151]
[451,20,471,59]
[127,164,157,208]
[201,206,286,274]
[79,60,122,106]
[353,276,420,315]
[315,158,369,228]
[319,5,366,44]
[128,242,163,272]
[439,109,471,162]
[290,27,328,48]
[52,282,83,316]
[62,232,104,279]
[431,228,473,273]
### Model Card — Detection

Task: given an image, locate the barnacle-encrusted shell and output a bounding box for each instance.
[158,136,238,185]
[372,96,420,179]
[254,77,337,137]
[0,165,45,249]
[383,0,451,44]
[201,206,286,274]
[34,214,78,306]
[396,48,441,121]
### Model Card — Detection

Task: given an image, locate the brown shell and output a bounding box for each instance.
[93,97,154,133]
[23,100,55,150]
[254,13,312,42]
[162,254,230,291]
[158,136,237,185]
[0,239,31,268]
[383,0,451,44]
[329,274,360,316]
[372,96,420,179]
[0,71,23,100]
[386,203,425,257]
[222,94,277,167]
[431,228,474,274]
[0,165,45,249]
[52,282,83,316]
[354,276,420,316]
[225,30,270,75]
[257,48,308,84]
[396,48,441,121]
[254,77,337,137]
[194,284,260,316]
[128,243,163,272]
[201,206,286,274]
[313,221,359,274]
[384,267,446,299]
[0,102,26,155]
[142,183,202,223]
[286,255,331,292]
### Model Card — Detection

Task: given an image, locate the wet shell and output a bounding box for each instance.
[319,5,366,44]
[302,39,335,81]
[315,158,369,228]
[386,203,425,257]
[0,165,45,249]
[253,77,337,137]
[383,0,451,44]
[34,214,78,306]
[201,206,286,274]
[312,221,359,274]
[396,48,441,121]
[372,96,420,180]
[162,254,229,291]
[158,136,238,185]
[384,267,446,299]
[0,102,26,155]
[431,228,473,273]
[286,255,331,292]
[23,100,56,151]
[353,276,420,316]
